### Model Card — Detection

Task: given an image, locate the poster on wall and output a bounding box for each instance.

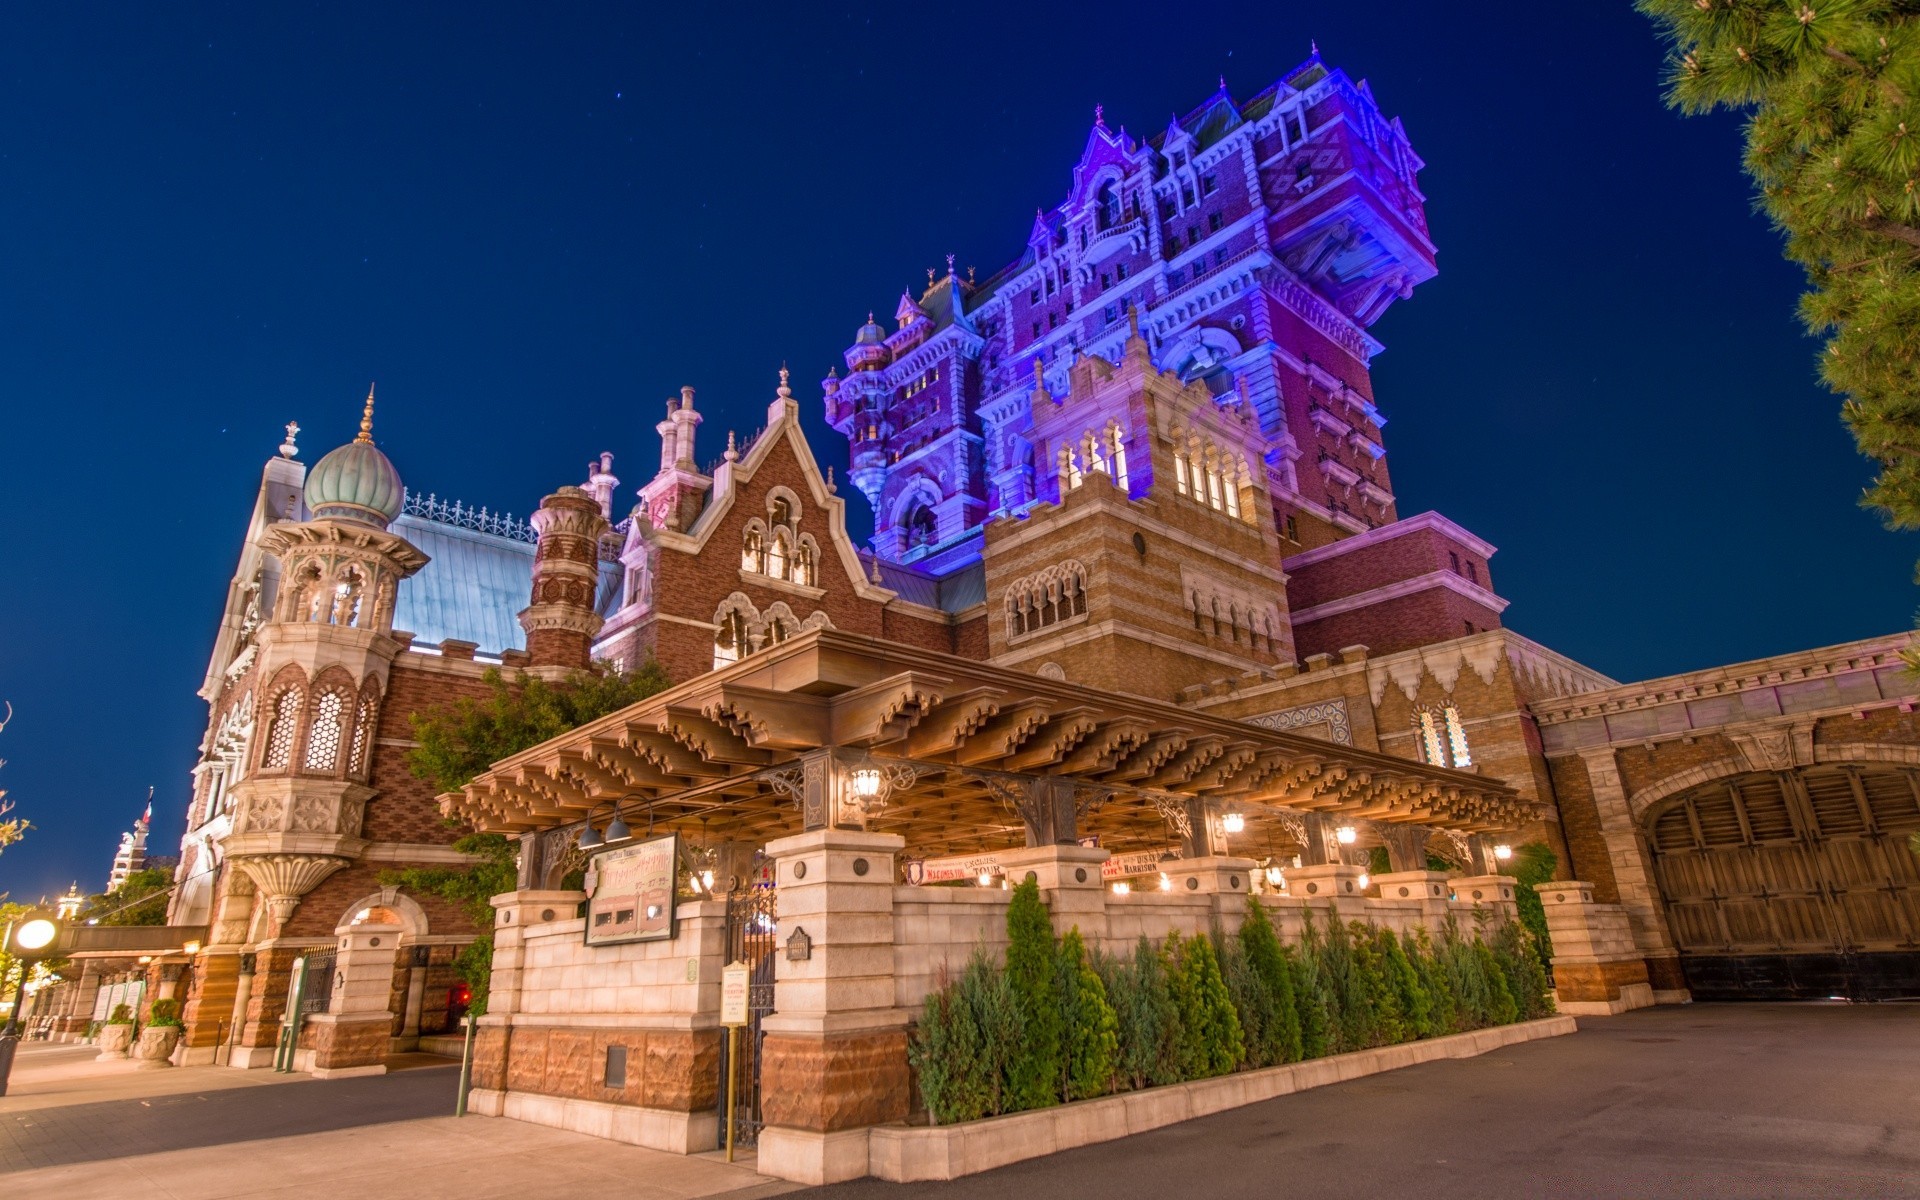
[583,833,680,946]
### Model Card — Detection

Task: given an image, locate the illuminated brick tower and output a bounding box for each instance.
[826,50,1434,570]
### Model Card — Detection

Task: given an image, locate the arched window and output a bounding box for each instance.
[348,692,379,776]
[1109,425,1129,491]
[305,688,349,772]
[1172,435,1191,497]
[1096,181,1120,230]
[742,527,764,573]
[1413,704,1472,769]
[331,565,367,627]
[714,609,750,668]
[1224,464,1242,519]
[793,538,817,587]
[905,504,937,549]
[262,686,302,771]
[1205,449,1225,511]
[770,496,793,529]
[767,532,789,581]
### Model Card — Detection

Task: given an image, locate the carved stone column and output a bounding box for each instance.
[1575,747,1686,996]
[519,487,610,669]
[308,921,403,1079]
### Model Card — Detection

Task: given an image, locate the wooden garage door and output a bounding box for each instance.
[1645,766,1920,999]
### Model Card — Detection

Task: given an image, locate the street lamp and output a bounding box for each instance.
[1,908,67,1096]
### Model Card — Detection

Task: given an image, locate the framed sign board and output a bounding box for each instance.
[583,833,680,946]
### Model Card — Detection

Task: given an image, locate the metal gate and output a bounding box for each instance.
[719,883,777,1148]
[299,949,338,1016]
[1646,765,1920,999]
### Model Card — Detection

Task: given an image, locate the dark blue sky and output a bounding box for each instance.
[1,3,1909,903]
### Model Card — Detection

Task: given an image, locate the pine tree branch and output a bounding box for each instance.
[1859,216,1920,249]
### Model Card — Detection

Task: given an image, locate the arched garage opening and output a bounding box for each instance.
[1643,763,1920,999]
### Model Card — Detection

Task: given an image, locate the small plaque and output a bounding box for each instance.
[785,926,812,963]
[685,958,699,982]
[721,960,751,1027]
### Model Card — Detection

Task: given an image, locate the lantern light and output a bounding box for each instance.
[699,870,716,893]
[11,917,57,953]
[977,871,994,888]
[578,824,603,850]
[182,940,202,956]
[1159,873,1173,892]
[1265,865,1285,888]
[1357,872,1370,891]
[1493,843,1514,862]
[850,767,884,799]
[1335,825,1358,845]
[1221,812,1245,835]
[1111,882,1130,896]
[604,813,632,842]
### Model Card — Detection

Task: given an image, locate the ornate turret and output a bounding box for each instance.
[520,486,611,668]
[639,387,712,534]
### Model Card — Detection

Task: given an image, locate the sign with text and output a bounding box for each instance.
[905,847,1173,885]
[583,833,679,946]
[721,960,750,1027]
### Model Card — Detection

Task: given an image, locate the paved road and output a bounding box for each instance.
[0,1050,460,1172]
[796,1003,1920,1200]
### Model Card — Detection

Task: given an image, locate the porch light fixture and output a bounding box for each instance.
[9,918,56,954]
[977,871,994,888]
[1111,882,1130,895]
[1335,825,1358,845]
[578,798,643,850]
[1265,866,1285,888]
[1357,872,1370,890]
[1158,873,1173,892]
[1221,812,1246,834]
[182,940,202,956]
[1493,843,1513,862]
[837,748,919,821]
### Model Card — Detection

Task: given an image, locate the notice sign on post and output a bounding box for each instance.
[721,960,750,1027]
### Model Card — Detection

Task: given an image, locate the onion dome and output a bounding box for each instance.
[306,385,403,528]
[855,313,887,346]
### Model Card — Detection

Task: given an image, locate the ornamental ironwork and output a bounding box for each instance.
[399,489,537,543]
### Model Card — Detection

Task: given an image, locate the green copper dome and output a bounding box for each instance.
[306,386,403,527]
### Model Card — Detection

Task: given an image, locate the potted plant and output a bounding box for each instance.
[95,1004,136,1060]
[132,998,184,1069]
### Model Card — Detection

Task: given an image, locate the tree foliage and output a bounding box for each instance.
[0,702,26,854]
[407,661,671,793]
[1639,2,1920,579]
[1003,878,1063,1110]
[380,832,518,1015]
[1500,841,1559,969]
[1057,926,1119,1101]
[85,867,173,927]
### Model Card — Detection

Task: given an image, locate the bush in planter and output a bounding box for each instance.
[147,998,183,1028]
[1405,929,1459,1036]
[1474,939,1521,1027]
[1374,925,1435,1040]
[1349,921,1408,1047]
[1491,920,1556,1020]
[105,1004,134,1026]
[1290,919,1335,1059]
[1003,878,1063,1111]
[1095,938,1181,1091]
[911,952,1020,1125]
[1164,931,1243,1078]
[1056,927,1118,1102]
[1233,900,1304,1067]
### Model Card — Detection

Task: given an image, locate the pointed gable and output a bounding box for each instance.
[1067,110,1143,209]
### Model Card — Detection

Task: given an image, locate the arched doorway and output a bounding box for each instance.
[1643,764,1920,999]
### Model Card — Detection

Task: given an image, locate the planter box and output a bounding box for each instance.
[864,1015,1577,1182]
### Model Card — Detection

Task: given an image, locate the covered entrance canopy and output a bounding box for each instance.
[443,629,1533,877]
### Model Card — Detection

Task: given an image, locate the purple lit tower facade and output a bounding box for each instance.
[824,52,1431,572]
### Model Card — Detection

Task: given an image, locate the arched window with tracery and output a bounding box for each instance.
[305,686,351,772]
[767,531,789,581]
[741,526,764,573]
[347,690,380,776]
[331,564,368,627]
[1413,704,1472,769]
[793,537,817,587]
[714,608,750,668]
[261,685,303,771]
[285,561,326,623]
[1005,560,1089,640]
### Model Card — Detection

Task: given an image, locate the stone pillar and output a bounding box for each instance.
[466,889,587,1116]
[401,945,428,1039]
[1538,881,1658,1015]
[1373,870,1452,931]
[758,829,907,1186]
[1287,863,1370,919]
[1576,748,1686,998]
[998,845,1110,928]
[63,961,103,1042]
[520,487,610,669]
[1451,875,1520,926]
[1162,855,1259,924]
[307,922,402,1079]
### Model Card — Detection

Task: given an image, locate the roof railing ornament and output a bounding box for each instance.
[355,383,376,445]
[279,420,301,460]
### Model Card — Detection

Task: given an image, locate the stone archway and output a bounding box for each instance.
[1640,759,1920,1000]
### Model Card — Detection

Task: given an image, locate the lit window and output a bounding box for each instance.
[262,687,301,770]
[713,610,749,669]
[348,696,378,776]
[1444,705,1473,768]
[1109,426,1129,491]
[1413,704,1472,769]
[305,690,347,772]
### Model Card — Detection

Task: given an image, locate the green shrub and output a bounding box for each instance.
[910,952,1019,1124]
[1375,926,1434,1040]
[1057,927,1118,1101]
[1492,920,1556,1020]
[1350,922,1407,1047]
[1004,878,1062,1110]
[146,998,183,1028]
[1239,899,1304,1065]
[1475,939,1521,1027]
[1096,938,1181,1090]
[1165,931,1243,1077]
[1501,842,1558,970]
[1438,919,1498,1029]
[1290,919,1334,1059]
[106,1004,133,1025]
[1406,929,1459,1035]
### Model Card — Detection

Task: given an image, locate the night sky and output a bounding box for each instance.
[1,3,1910,904]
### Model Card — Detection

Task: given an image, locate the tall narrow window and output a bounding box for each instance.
[767,533,788,581]
[1415,708,1446,766]
[742,528,763,573]
[348,695,379,776]
[714,610,749,668]
[1443,705,1473,768]
[1206,454,1225,511]
[305,689,347,772]
[1172,443,1190,496]
[1109,426,1129,491]
[262,687,301,770]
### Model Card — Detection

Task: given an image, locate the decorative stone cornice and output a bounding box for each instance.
[232,852,351,927]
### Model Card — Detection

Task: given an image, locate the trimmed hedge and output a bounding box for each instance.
[910,895,1554,1125]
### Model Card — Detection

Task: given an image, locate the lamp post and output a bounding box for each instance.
[0,908,66,1097]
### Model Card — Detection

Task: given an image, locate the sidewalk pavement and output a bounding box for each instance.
[2,1041,794,1200]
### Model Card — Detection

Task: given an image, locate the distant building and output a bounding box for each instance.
[105,803,150,892]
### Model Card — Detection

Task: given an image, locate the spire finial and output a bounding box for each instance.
[1094,103,1105,128]
[945,253,956,277]
[1219,74,1227,90]
[724,430,738,463]
[354,383,376,444]
[280,420,301,459]
[1126,301,1142,341]
[826,465,837,494]
[778,363,792,396]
